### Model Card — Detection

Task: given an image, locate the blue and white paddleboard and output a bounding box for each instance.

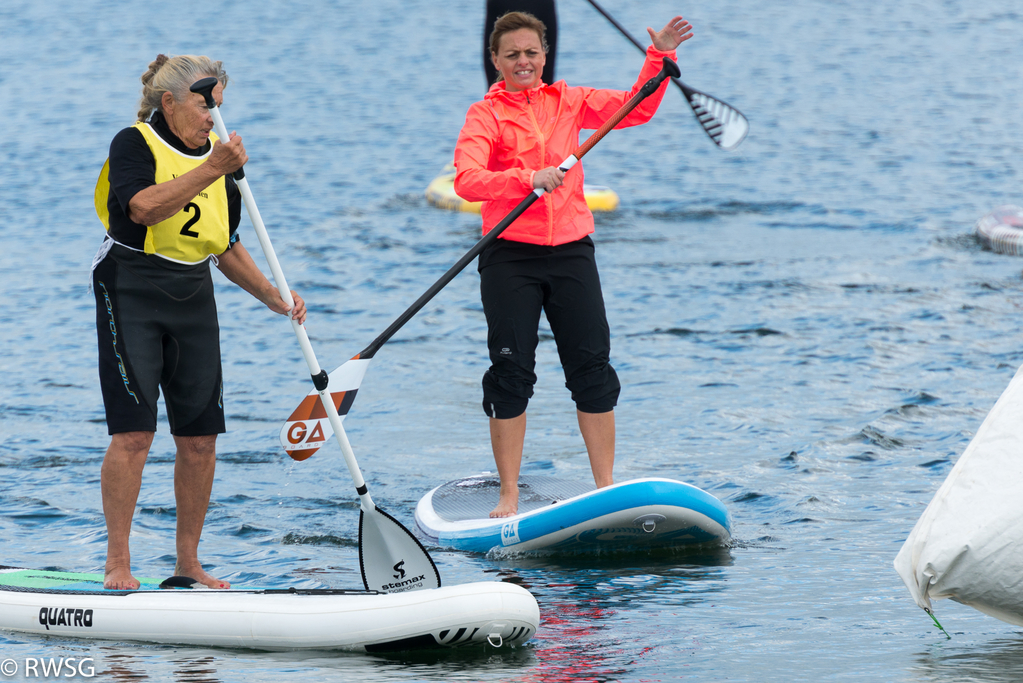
[415,476,731,554]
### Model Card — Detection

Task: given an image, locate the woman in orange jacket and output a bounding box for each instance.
[454,11,693,517]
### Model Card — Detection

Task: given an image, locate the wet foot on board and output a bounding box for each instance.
[103,567,140,590]
[175,564,230,589]
[489,495,519,518]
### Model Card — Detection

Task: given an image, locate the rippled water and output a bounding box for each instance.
[3,0,1023,680]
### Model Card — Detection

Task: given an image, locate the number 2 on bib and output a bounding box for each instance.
[180,202,201,237]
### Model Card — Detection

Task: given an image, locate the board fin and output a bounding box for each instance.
[160,576,203,589]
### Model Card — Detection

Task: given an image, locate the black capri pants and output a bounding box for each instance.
[479,236,620,419]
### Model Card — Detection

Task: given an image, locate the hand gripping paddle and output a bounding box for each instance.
[280,58,683,458]
[189,78,440,594]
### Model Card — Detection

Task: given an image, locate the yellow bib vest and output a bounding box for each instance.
[95,122,231,264]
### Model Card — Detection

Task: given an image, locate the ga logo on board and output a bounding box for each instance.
[501,520,520,546]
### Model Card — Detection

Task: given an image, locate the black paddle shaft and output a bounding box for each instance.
[189,77,246,181]
[359,58,679,360]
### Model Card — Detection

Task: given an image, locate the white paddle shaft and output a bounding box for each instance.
[207,108,374,509]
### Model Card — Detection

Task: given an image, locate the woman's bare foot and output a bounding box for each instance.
[489,490,519,518]
[103,565,140,590]
[175,562,230,589]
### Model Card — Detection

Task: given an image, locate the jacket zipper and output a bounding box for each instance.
[523,91,554,245]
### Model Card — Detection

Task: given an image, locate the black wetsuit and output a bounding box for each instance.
[93,113,241,436]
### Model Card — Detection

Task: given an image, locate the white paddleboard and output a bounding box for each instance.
[0,567,538,651]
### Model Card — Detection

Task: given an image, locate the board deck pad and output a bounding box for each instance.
[432,475,595,522]
[0,567,164,593]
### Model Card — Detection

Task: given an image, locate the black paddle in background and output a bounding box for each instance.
[280,57,682,460]
[583,0,749,150]
[189,77,441,595]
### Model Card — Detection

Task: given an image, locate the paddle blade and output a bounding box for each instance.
[280,357,372,460]
[359,506,441,593]
[681,82,749,151]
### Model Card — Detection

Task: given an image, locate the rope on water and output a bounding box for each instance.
[925,608,951,640]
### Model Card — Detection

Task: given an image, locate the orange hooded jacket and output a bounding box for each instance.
[453,45,676,246]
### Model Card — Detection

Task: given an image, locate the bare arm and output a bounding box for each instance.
[127,133,248,226]
[216,241,307,324]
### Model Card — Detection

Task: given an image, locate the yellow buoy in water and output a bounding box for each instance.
[425,164,619,214]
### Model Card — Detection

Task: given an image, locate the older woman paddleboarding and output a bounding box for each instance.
[454,12,692,518]
[93,54,306,589]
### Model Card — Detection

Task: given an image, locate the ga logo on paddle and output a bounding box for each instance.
[279,389,346,460]
[280,417,334,461]
[279,387,359,460]
[283,419,329,447]
[278,359,372,460]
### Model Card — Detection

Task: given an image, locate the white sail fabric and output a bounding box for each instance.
[895,364,1023,626]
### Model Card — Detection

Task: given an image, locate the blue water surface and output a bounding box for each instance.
[3,0,1023,680]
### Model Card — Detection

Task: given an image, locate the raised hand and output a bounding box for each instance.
[647,16,693,51]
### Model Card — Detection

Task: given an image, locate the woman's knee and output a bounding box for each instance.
[482,369,532,419]
[567,364,620,413]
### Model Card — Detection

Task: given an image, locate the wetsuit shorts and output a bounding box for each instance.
[479,236,620,419]
[93,244,225,436]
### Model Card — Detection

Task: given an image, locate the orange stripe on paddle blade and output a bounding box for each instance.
[285,391,347,423]
[289,448,318,462]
